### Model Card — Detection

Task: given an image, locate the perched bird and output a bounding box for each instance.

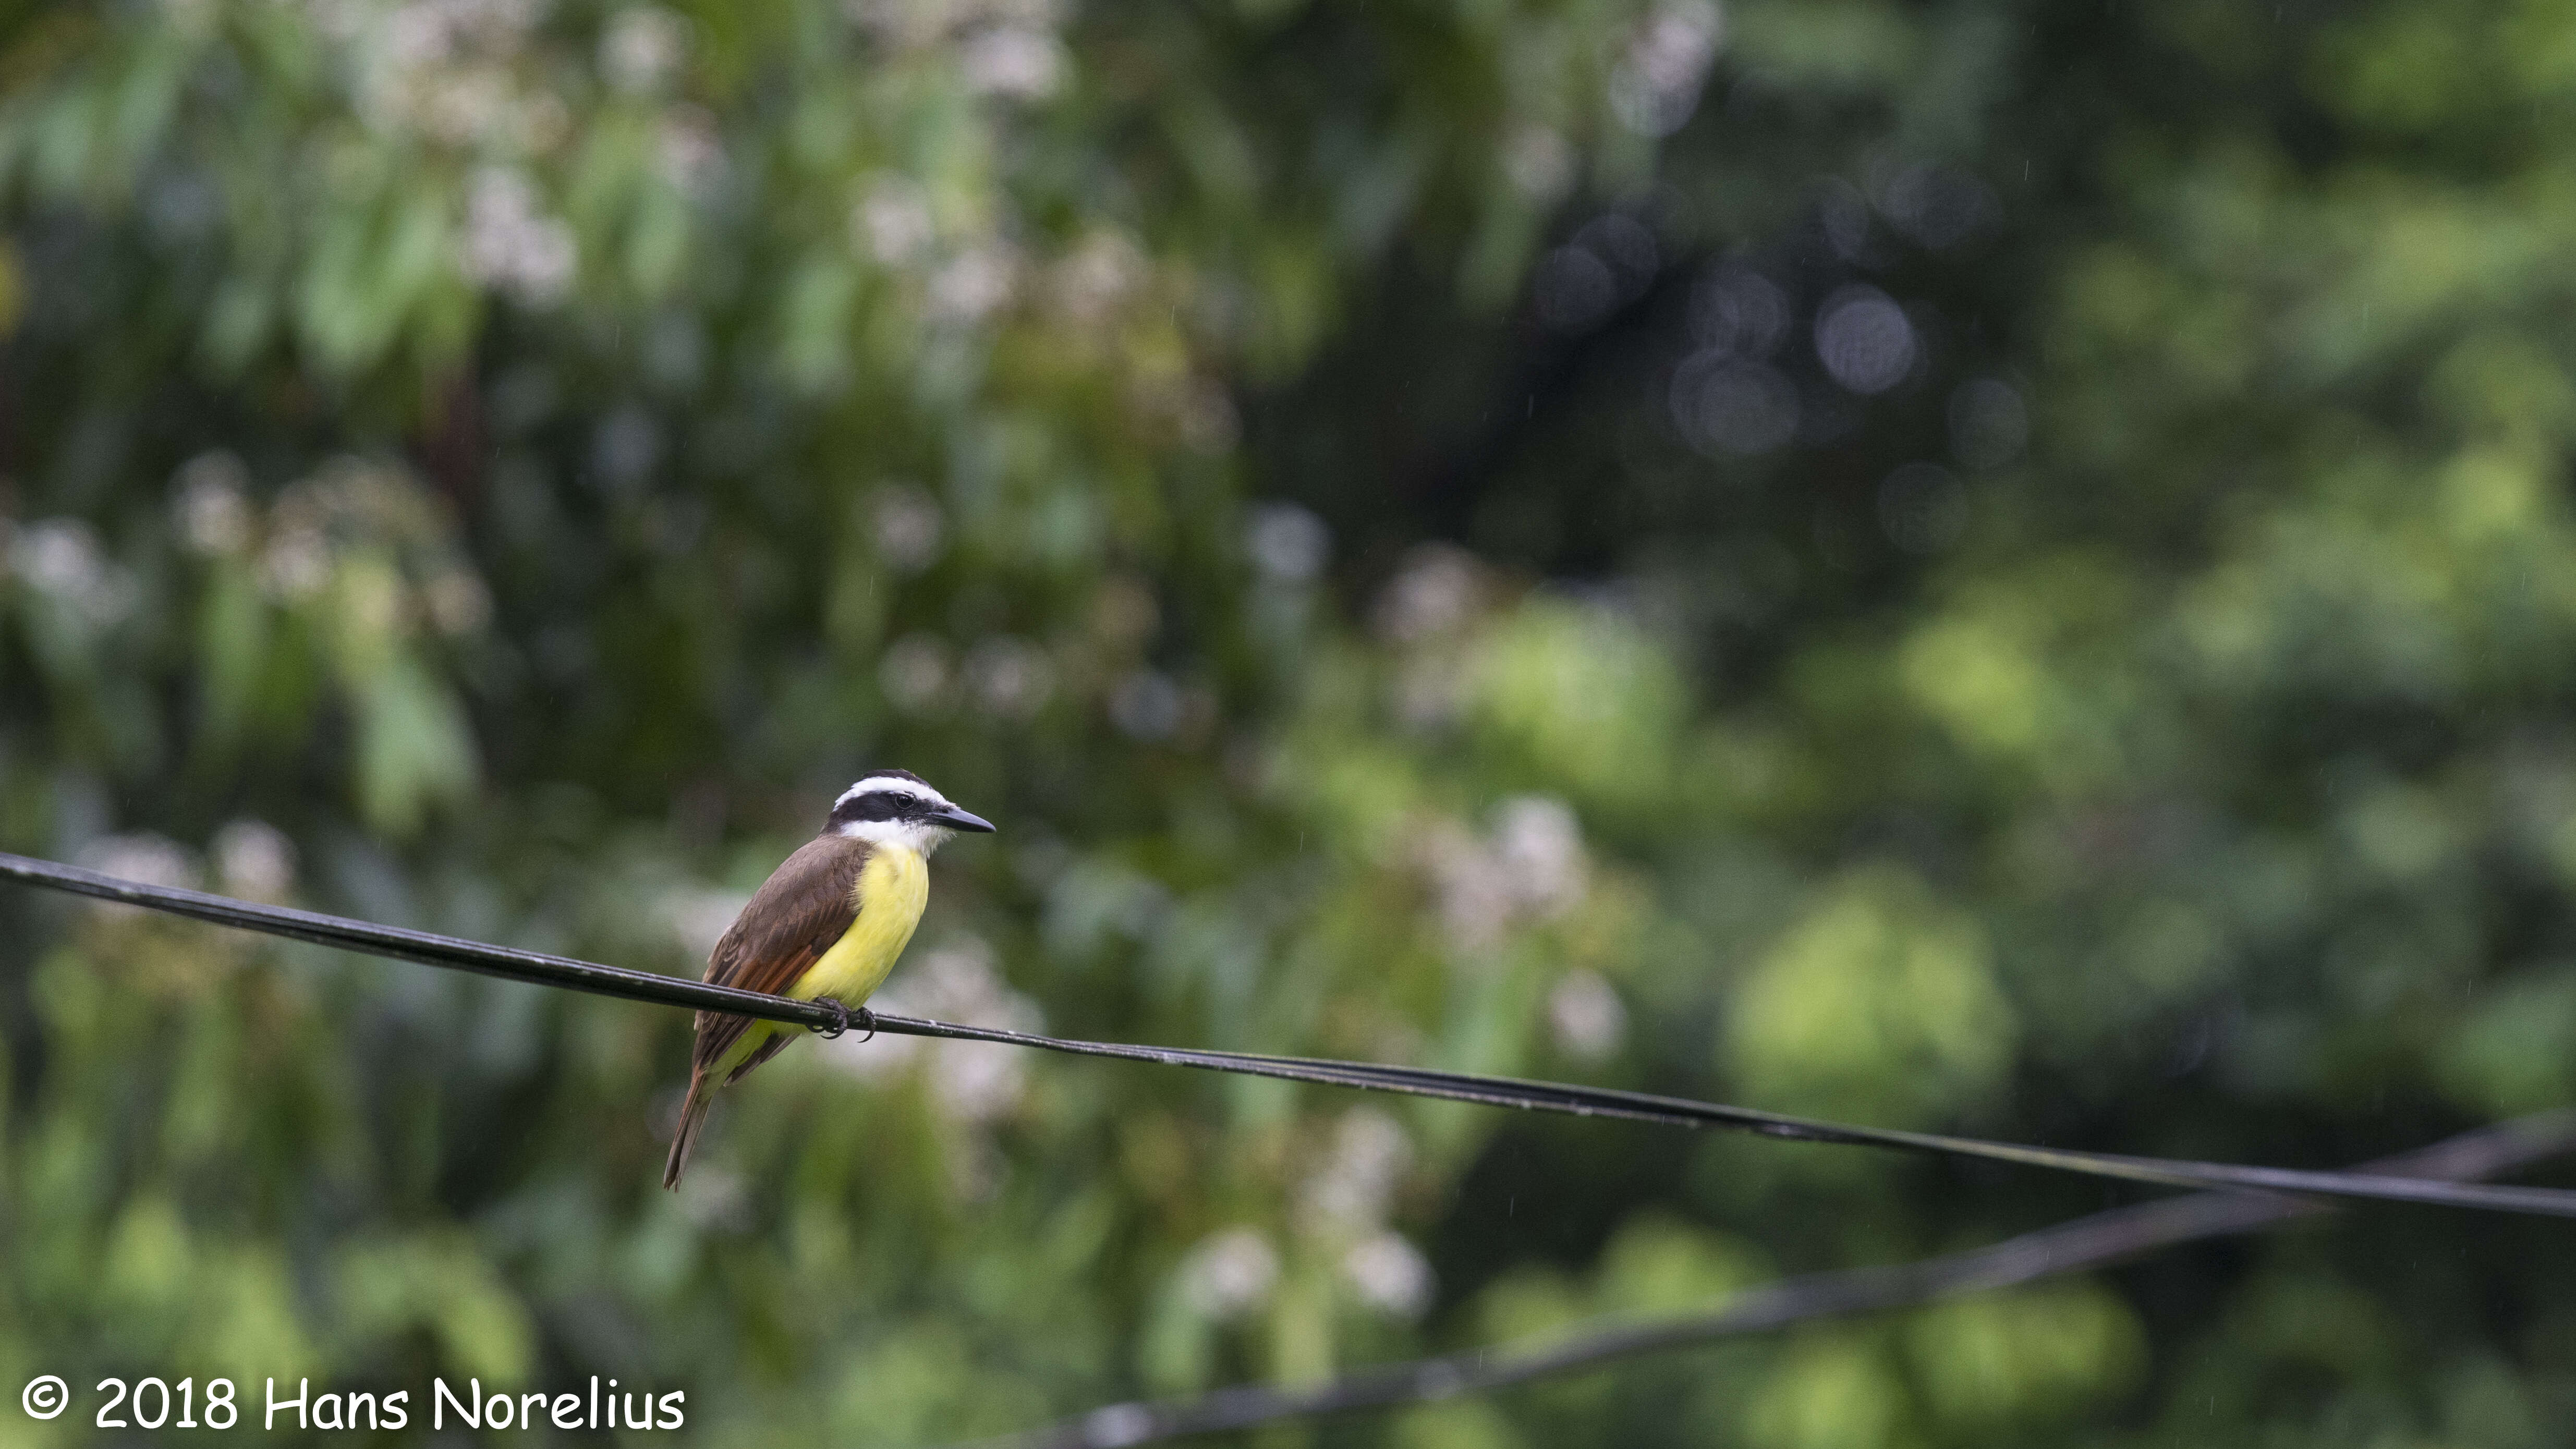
[663,769,994,1188]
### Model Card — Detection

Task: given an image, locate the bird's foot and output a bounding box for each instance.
[810,997,876,1042]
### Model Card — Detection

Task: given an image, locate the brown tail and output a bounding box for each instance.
[663,1077,715,1190]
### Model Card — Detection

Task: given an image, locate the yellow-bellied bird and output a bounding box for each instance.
[663,770,994,1188]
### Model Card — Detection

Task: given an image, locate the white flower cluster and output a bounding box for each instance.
[876,629,1056,721]
[1297,1107,1411,1229]
[176,452,255,554]
[872,484,946,570]
[1547,969,1629,1062]
[848,173,1023,325]
[854,175,938,266]
[599,7,686,93]
[958,25,1062,100]
[1176,1227,1278,1320]
[1375,545,1493,730]
[1245,504,1330,586]
[460,167,578,306]
[1374,544,1485,645]
[830,0,1103,336]
[74,821,299,919]
[1340,1231,1435,1319]
[1046,232,1147,327]
[820,937,1042,1200]
[7,519,137,627]
[927,245,1020,325]
[655,107,727,197]
[1167,1109,1437,1325]
[823,937,1042,1126]
[1297,1108,1436,1319]
[1609,0,1723,138]
[213,820,301,902]
[171,454,491,637]
[844,0,1066,100]
[962,636,1055,721]
[318,0,559,150]
[1419,795,1590,953]
[305,0,631,302]
[75,833,201,896]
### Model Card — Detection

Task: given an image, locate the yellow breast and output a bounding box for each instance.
[790,843,929,1007]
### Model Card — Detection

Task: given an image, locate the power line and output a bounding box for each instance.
[964,1106,2576,1448]
[5,848,2574,1217]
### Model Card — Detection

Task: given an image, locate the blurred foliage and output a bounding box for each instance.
[7,0,2576,1445]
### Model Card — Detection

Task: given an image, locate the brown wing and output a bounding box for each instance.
[690,834,870,1077]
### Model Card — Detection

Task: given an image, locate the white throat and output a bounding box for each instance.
[836,818,951,855]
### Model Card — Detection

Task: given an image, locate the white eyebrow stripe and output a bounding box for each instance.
[834,778,951,810]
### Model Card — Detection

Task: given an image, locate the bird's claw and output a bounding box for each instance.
[810,998,876,1042]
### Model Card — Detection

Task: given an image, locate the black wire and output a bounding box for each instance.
[961,1106,2576,1447]
[7,848,2575,1216]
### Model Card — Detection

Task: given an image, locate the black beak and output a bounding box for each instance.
[930,805,996,833]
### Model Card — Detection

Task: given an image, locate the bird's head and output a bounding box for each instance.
[827,770,995,854]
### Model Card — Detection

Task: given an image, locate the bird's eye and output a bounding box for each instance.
[835,790,910,823]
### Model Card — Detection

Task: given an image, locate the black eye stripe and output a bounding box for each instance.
[830,789,935,824]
